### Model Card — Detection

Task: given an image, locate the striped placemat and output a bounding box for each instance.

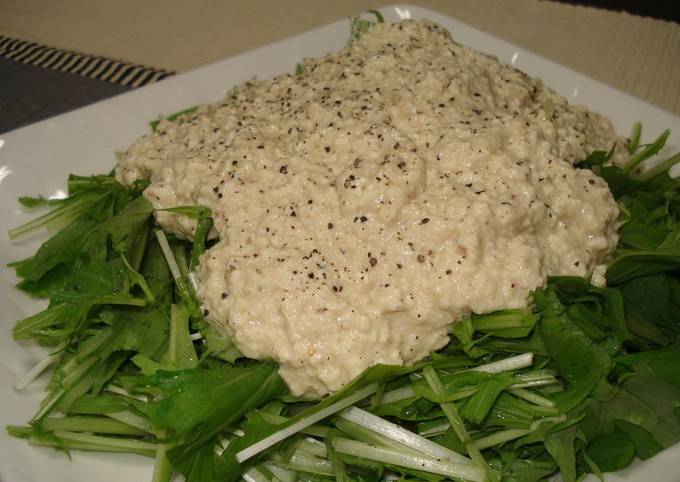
[0,35,174,88]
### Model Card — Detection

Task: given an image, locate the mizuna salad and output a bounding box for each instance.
[6,12,680,482]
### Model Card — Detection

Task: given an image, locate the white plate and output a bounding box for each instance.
[1,5,679,482]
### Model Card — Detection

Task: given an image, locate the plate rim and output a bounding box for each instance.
[0,4,678,482]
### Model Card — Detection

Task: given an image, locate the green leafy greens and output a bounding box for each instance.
[5,18,680,481]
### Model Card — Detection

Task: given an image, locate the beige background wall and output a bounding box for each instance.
[1,0,679,114]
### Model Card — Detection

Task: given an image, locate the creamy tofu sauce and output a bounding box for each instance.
[117,20,624,396]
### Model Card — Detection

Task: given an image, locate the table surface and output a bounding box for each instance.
[1,0,679,134]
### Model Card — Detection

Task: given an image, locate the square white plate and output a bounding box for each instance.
[1,4,679,481]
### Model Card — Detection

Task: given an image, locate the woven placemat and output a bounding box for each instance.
[0,35,173,88]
